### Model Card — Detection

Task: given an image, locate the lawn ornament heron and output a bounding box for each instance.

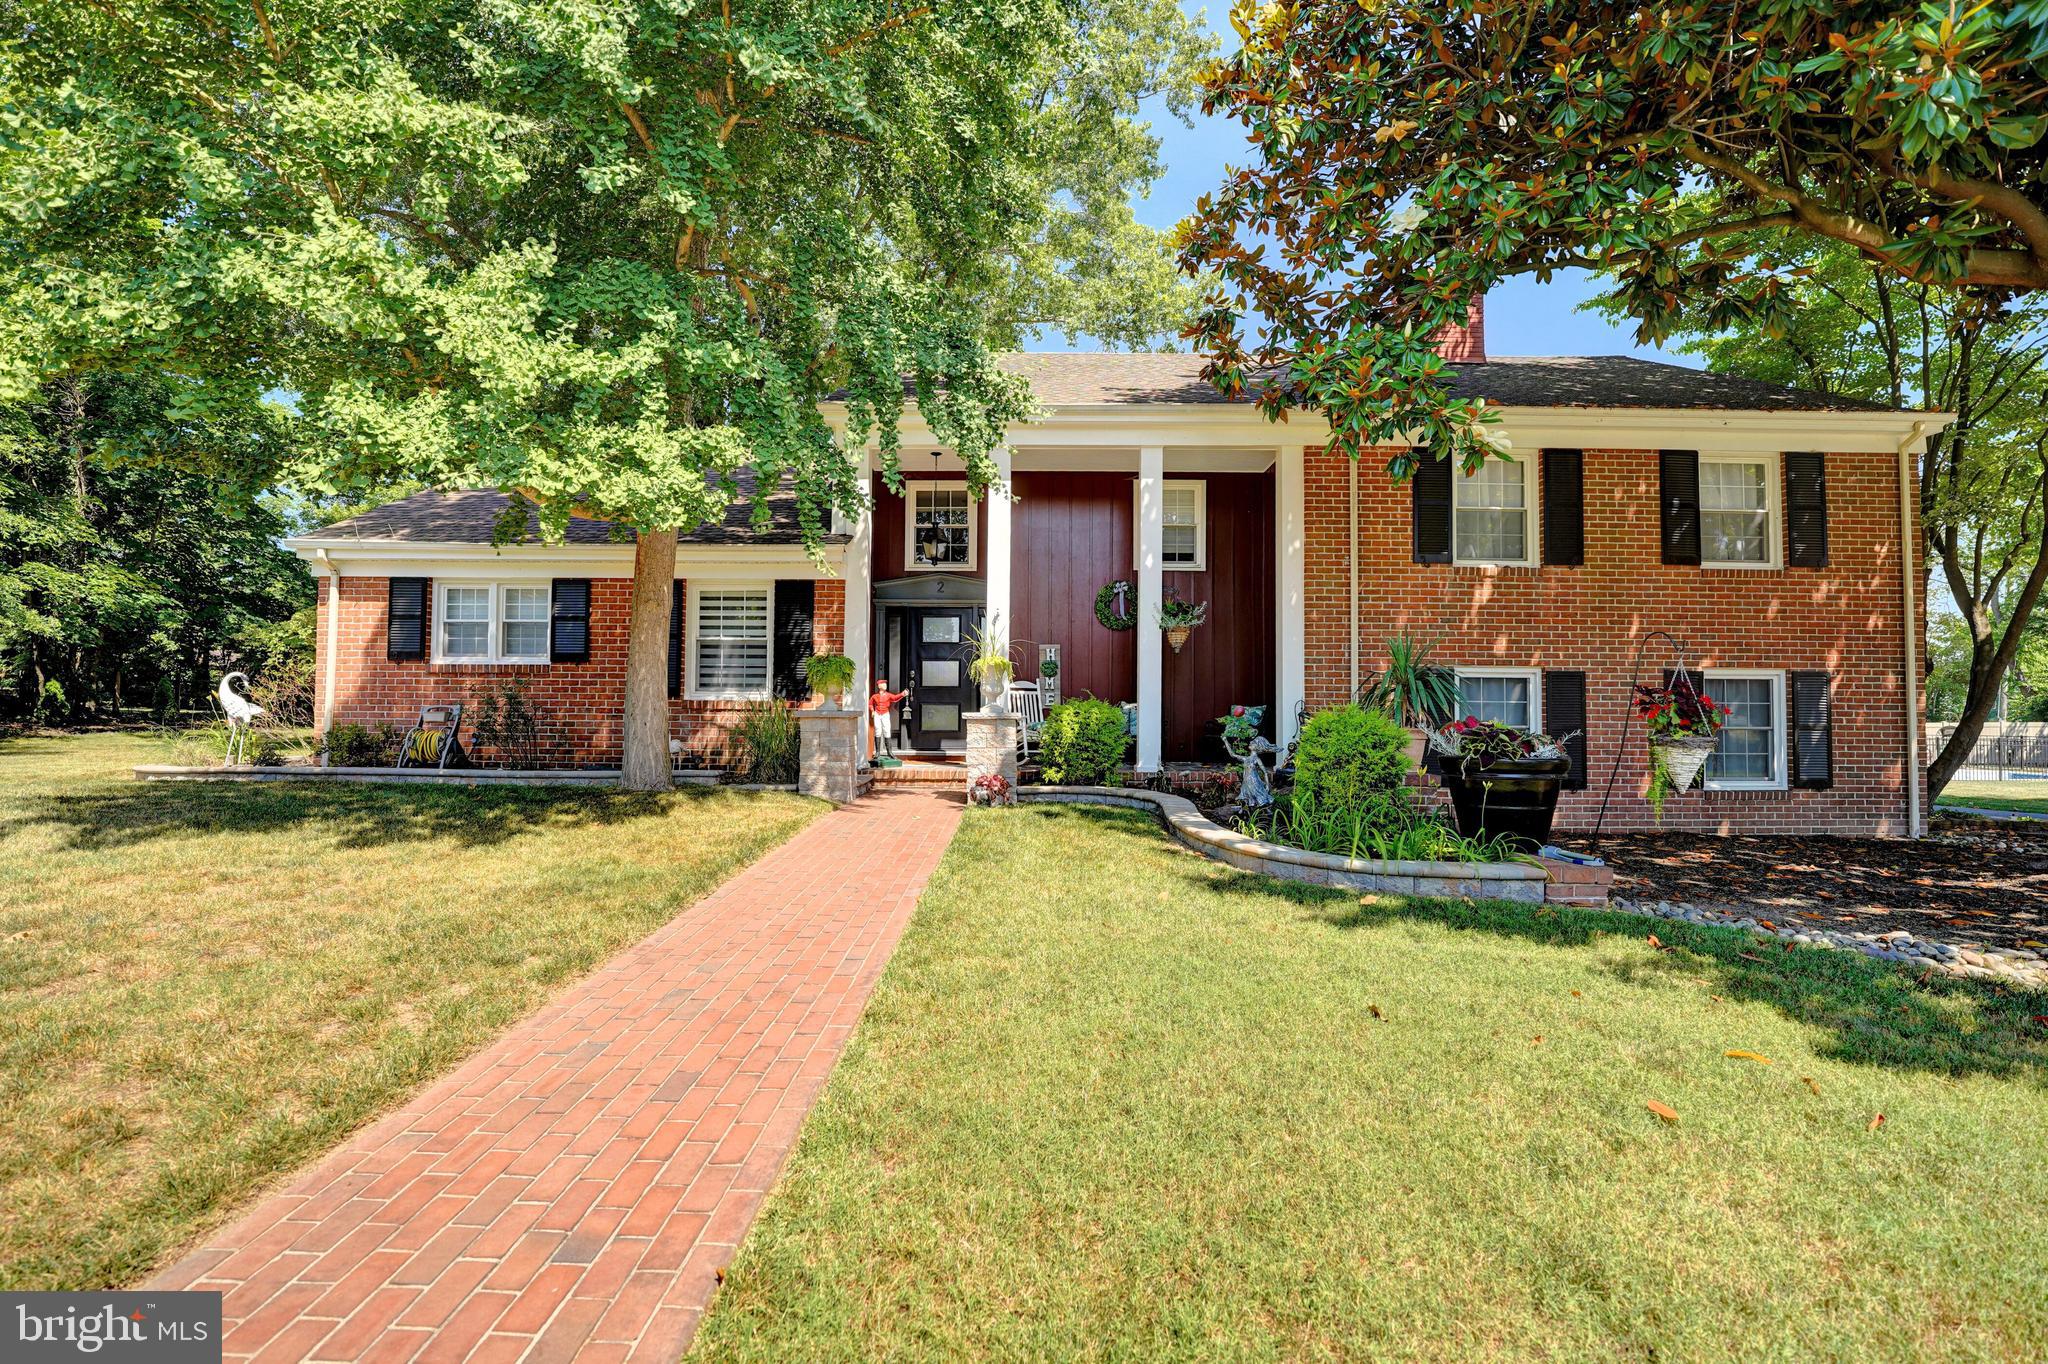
[217,671,265,766]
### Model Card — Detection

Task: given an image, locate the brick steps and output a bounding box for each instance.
[870,763,967,788]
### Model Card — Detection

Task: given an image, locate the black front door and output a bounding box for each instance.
[905,608,979,749]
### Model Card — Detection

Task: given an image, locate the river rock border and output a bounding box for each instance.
[1017,786,1566,903]
[1614,896,2048,989]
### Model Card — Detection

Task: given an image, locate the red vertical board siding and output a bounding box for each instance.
[1010,471,1138,708]
[1163,471,1276,761]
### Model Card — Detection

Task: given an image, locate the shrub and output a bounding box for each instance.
[325,721,398,767]
[470,681,545,768]
[804,653,856,699]
[1037,698,1129,785]
[730,700,800,784]
[1290,705,1412,812]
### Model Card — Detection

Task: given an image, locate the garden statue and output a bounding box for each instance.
[870,678,910,763]
[216,671,265,766]
[1218,705,1282,808]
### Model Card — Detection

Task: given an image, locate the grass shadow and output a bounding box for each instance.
[1,774,779,853]
[1019,803,2048,1085]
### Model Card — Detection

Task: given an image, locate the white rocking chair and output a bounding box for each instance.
[1006,680,1046,760]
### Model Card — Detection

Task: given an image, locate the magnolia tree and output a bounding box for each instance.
[2,0,1208,787]
[1177,0,2048,474]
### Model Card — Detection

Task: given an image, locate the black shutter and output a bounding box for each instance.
[1659,450,1701,565]
[1542,449,1584,566]
[771,580,815,701]
[1411,451,1452,563]
[1790,670,1833,789]
[667,586,684,699]
[1785,452,1829,568]
[1543,669,1588,789]
[388,577,427,661]
[549,579,591,663]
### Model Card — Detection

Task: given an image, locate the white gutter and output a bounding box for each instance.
[313,549,341,752]
[1899,421,1927,837]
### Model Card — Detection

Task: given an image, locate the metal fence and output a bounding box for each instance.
[1926,721,2048,782]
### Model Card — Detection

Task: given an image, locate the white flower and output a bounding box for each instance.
[1388,204,1428,233]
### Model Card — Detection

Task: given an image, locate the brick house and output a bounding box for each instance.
[288,306,1948,833]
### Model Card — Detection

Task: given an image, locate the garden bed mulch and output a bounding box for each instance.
[1557,814,2048,956]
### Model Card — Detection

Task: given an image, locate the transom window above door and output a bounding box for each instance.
[1453,456,1533,565]
[906,483,976,571]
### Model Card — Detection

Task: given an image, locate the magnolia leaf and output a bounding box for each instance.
[1867,1112,1885,1132]
[1646,1100,1679,1124]
[1724,1049,1772,1065]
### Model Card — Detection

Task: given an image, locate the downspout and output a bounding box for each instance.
[1348,458,1360,697]
[314,549,341,760]
[1898,422,1926,837]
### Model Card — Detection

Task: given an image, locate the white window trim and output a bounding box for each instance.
[1451,454,1538,568]
[431,581,551,666]
[1701,668,1788,791]
[1130,478,1210,571]
[685,579,774,702]
[1453,666,1542,731]
[1699,451,1783,570]
[903,481,978,572]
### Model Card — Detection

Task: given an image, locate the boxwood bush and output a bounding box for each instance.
[1037,698,1129,786]
[1290,704,1412,812]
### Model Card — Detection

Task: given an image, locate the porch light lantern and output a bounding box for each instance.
[918,450,945,565]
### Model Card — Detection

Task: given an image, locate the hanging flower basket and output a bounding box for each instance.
[1165,625,1192,653]
[1634,674,1732,821]
[1651,732,1719,794]
[1155,590,1207,654]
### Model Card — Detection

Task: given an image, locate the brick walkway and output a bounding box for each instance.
[150,789,963,1364]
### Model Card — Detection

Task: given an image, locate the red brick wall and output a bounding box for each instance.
[314,575,846,768]
[1304,445,1924,834]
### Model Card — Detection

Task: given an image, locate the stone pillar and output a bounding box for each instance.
[797,709,864,804]
[965,711,1019,789]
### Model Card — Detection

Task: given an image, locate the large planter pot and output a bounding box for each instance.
[1439,754,1570,852]
[979,673,1011,715]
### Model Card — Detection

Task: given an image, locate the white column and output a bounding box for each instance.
[1136,444,1165,772]
[1275,444,1306,750]
[986,444,1013,673]
[844,447,875,758]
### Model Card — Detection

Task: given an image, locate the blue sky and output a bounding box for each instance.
[1054,4,1695,366]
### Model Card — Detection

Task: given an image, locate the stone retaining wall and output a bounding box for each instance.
[1017,786,1608,905]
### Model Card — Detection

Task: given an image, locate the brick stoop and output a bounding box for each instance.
[870,762,967,788]
[1542,859,1615,907]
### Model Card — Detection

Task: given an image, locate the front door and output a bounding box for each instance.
[905,608,979,750]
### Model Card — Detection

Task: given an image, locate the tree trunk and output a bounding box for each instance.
[620,528,678,791]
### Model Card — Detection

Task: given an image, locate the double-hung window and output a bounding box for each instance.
[906,483,975,570]
[1161,481,1206,569]
[689,584,772,699]
[435,583,551,665]
[1702,669,1787,790]
[1453,457,1534,565]
[1700,454,1779,567]
[1455,668,1540,731]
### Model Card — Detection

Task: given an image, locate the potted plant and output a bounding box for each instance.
[1156,591,1208,653]
[1427,718,1575,851]
[963,616,1014,714]
[1634,676,1730,820]
[804,653,856,709]
[1357,631,1462,764]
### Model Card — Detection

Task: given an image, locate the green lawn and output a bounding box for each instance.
[0,730,822,1291]
[1935,779,2048,816]
[696,804,2048,1363]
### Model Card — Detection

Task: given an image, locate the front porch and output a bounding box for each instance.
[841,439,1308,770]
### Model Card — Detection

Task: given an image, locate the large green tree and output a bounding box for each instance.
[1596,235,2048,797]
[0,373,312,723]
[2,0,1205,786]
[1177,0,2048,473]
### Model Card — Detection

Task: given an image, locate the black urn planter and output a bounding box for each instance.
[1438,754,1569,852]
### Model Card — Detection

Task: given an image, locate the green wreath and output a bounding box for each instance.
[1095,579,1136,631]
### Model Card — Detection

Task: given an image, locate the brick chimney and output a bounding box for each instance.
[1431,297,1486,363]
